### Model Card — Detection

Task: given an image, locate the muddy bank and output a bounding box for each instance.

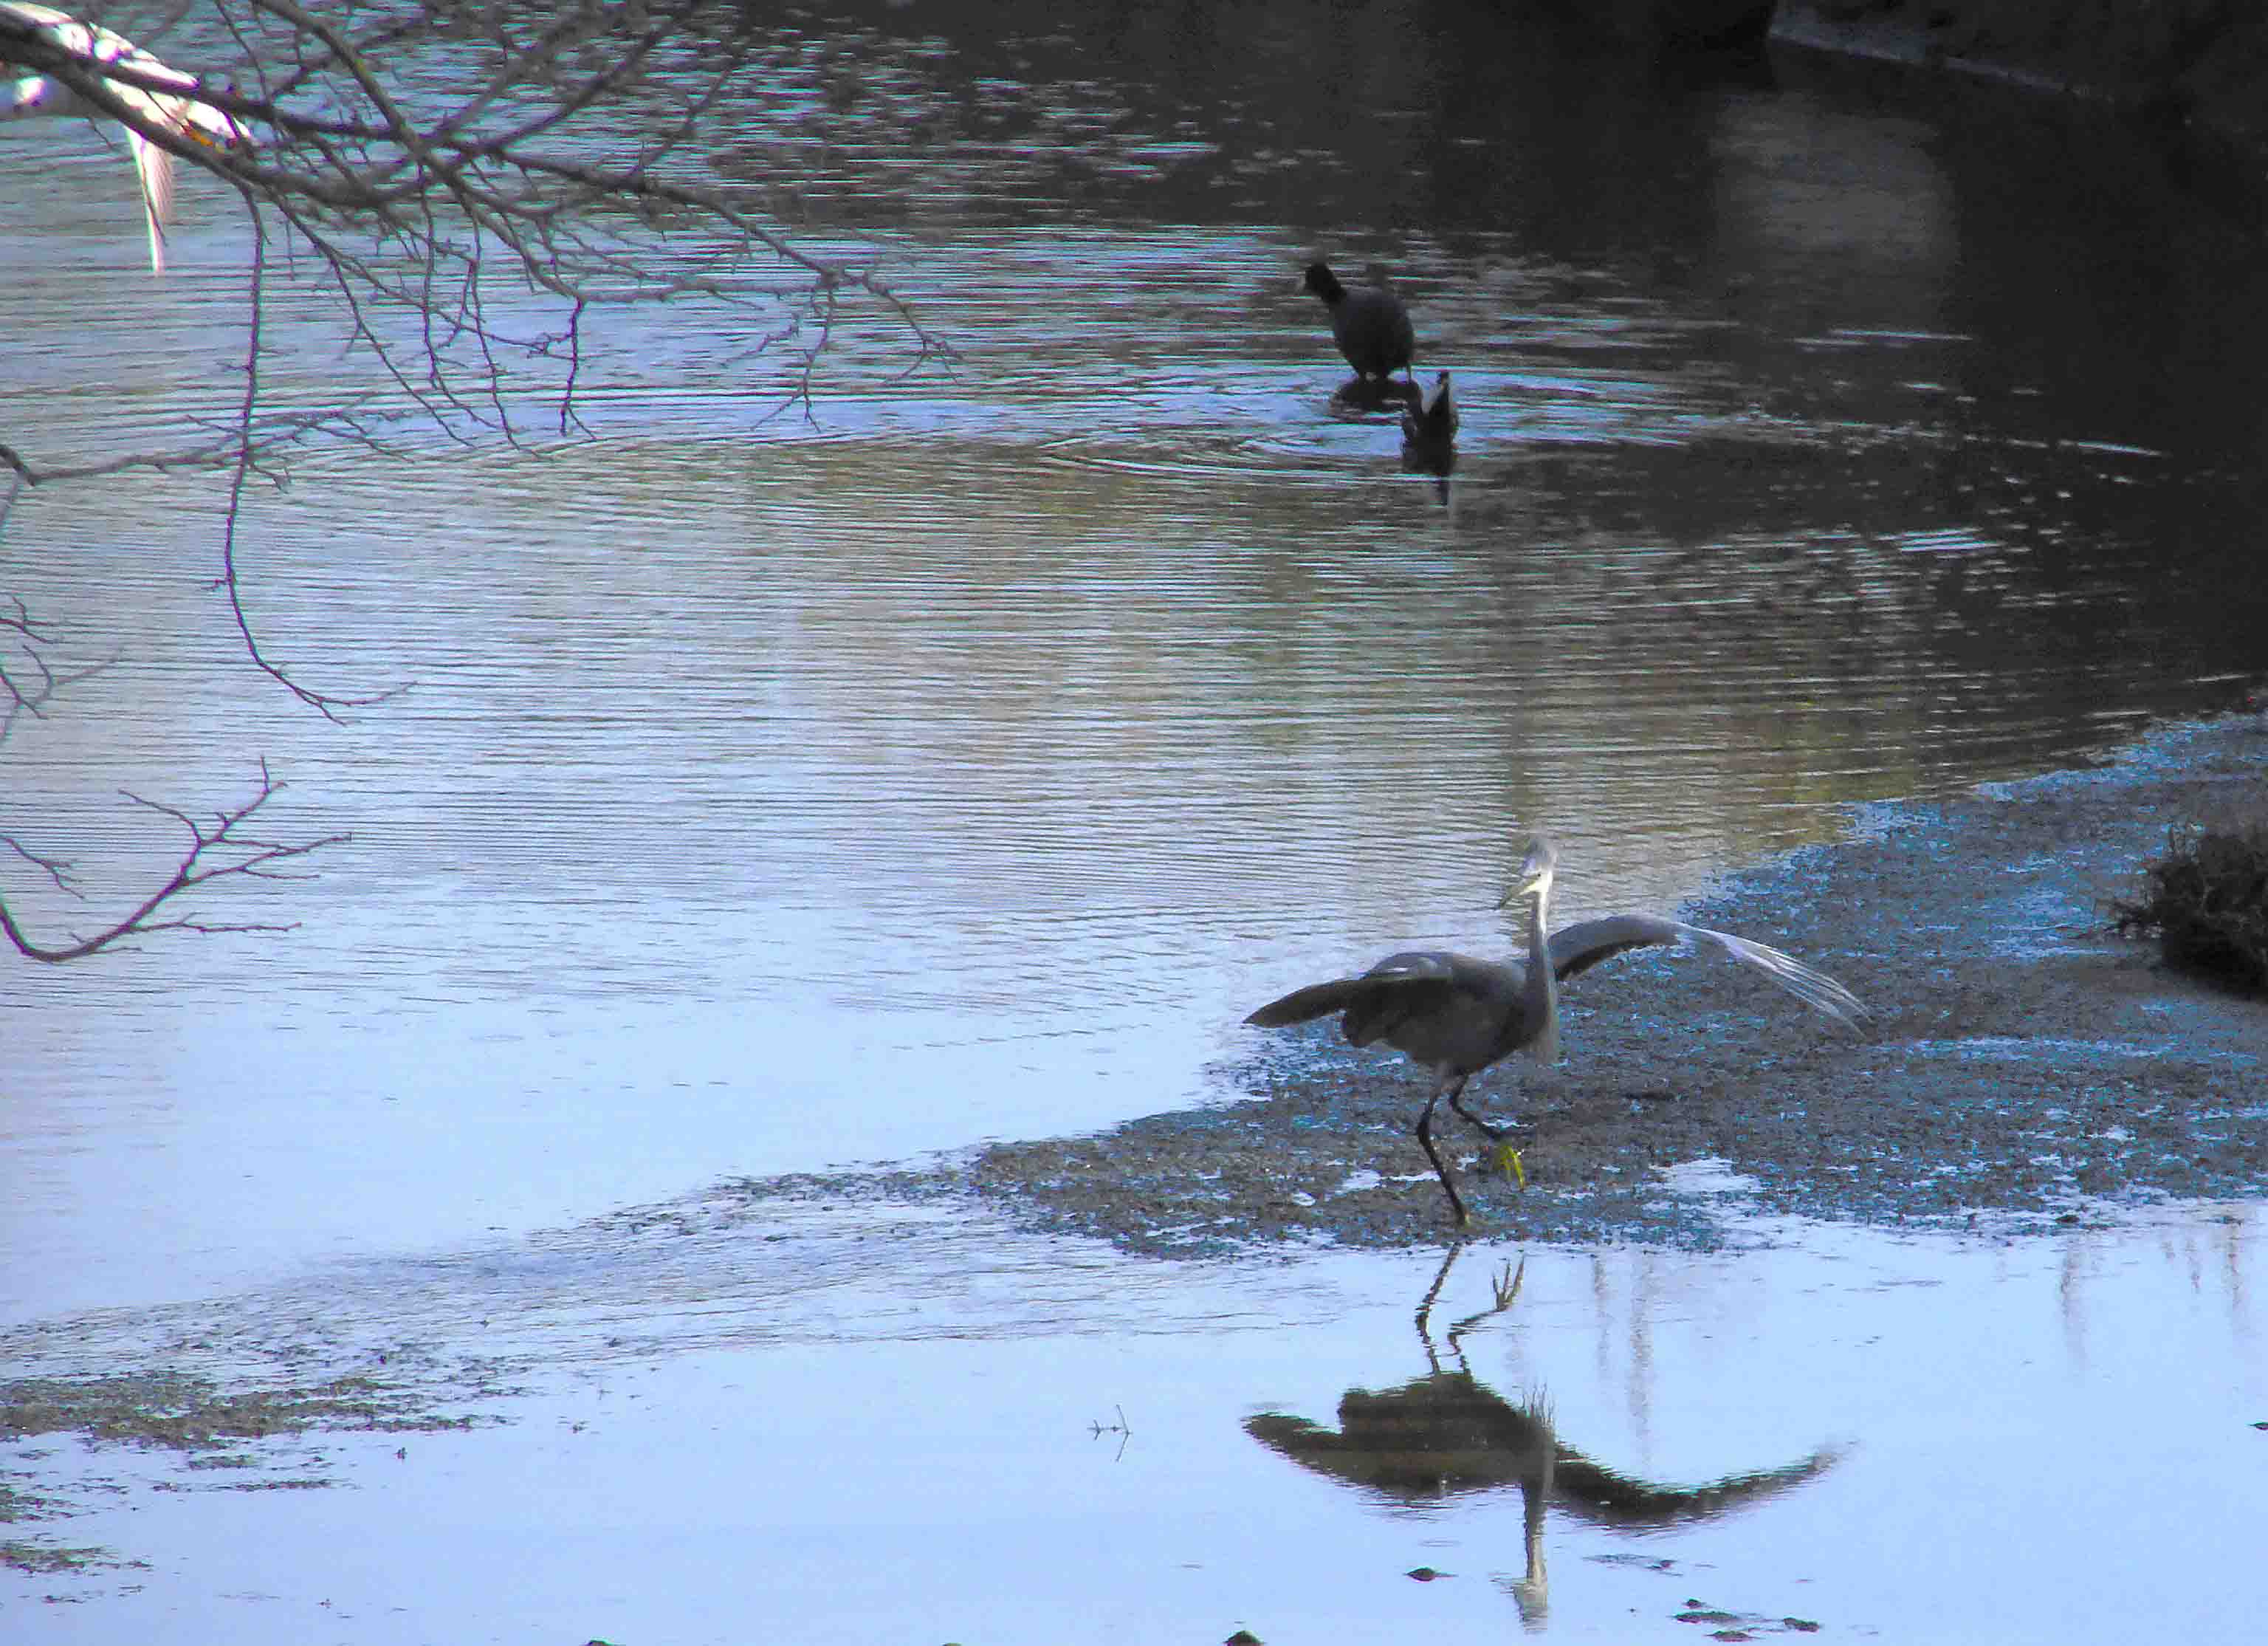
[1775,1,2268,162]
[815,713,2268,1255]
[4,717,2261,1588]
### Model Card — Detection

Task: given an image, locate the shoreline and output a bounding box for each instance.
[798,711,2268,1255]
[1770,2,2268,187]
[7,711,2262,1585]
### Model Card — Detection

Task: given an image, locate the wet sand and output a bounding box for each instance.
[817,713,2268,1254]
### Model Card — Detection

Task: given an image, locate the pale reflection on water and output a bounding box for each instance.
[4,8,2268,1328]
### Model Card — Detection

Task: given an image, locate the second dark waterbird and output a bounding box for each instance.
[1245,836,1866,1227]
[1401,371,1458,445]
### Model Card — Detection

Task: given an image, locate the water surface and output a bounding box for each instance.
[1,0,2263,1408]
[4,11,2268,1639]
[9,1202,2264,1644]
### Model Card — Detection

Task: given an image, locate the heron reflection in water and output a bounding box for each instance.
[1,3,244,270]
[1245,836,1866,1226]
[1243,1245,1841,1628]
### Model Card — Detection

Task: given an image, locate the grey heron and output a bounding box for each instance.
[1303,261,1415,383]
[1,2,244,272]
[1245,836,1866,1226]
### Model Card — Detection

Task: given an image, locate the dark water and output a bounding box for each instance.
[3,1,2266,1314]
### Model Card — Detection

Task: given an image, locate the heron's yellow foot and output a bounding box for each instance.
[1492,1142,1526,1189]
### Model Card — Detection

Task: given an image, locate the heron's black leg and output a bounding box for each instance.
[1414,1082,1469,1228]
[1446,1078,1510,1142]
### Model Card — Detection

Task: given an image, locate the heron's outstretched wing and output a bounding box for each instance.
[1547,915,1866,1024]
[1245,950,1516,1048]
[1246,953,1458,1031]
[1245,975,1374,1028]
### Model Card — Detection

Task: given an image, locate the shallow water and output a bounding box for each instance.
[3,6,2267,1635]
[8,1200,2264,1643]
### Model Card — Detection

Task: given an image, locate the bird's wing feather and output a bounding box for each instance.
[1245,950,1466,1025]
[1339,953,1469,1047]
[1547,915,1682,980]
[129,126,172,220]
[1247,950,1519,1053]
[1244,976,1372,1029]
[1549,915,1866,1023]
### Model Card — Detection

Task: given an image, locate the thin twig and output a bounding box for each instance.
[0,758,348,963]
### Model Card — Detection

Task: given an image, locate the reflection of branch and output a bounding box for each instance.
[1087,1403,1132,1463]
[2,594,108,739]
[1,758,346,962]
[1,405,383,489]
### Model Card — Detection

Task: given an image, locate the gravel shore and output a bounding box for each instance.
[834,715,2268,1255]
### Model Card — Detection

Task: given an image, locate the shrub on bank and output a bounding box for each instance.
[2113,823,2268,995]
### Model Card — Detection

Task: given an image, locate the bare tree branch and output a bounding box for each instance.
[4,2,949,961]
[2,0,954,695]
[4,586,346,964]
[0,757,346,962]
[1,587,114,739]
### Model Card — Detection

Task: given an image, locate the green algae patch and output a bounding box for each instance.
[1,1475,143,1580]
[1,1371,482,1453]
[1,1367,501,1581]
[1,1539,143,1577]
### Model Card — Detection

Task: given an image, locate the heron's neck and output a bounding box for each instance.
[1522,882,1559,1063]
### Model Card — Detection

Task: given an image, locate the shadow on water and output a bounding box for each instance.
[1401,435,1457,506]
[1327,375,1419,419]
[1245,1246,1839,1627]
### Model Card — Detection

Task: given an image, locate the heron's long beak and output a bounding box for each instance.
[1494,867,1550,910]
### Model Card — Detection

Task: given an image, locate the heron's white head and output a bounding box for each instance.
[1496,835,1558,910]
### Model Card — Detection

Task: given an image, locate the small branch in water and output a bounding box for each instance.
[1087,1403,1132,1461]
